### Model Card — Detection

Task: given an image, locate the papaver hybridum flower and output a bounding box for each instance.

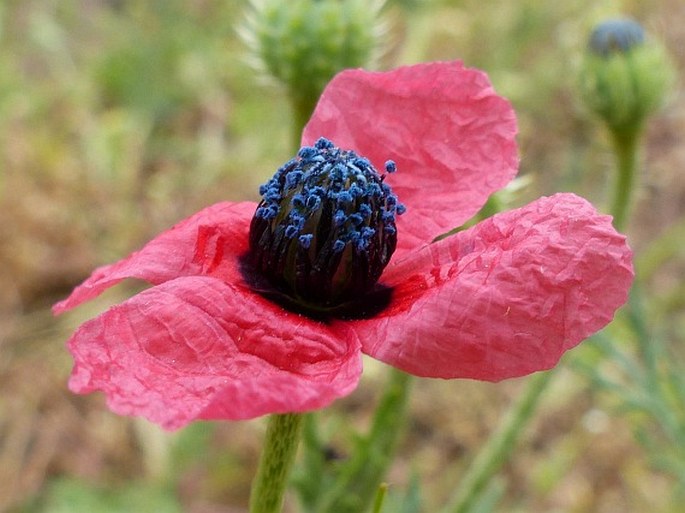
[54,61,633,430]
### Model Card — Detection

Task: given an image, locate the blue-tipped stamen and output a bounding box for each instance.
[249,137,405,308]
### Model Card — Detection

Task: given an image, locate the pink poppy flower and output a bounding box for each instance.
[54,61,633,430]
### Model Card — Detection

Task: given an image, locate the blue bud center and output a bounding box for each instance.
[248,137,405,310]
[589,19,645,57]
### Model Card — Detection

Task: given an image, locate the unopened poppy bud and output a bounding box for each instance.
[243,0,384,110]
[579,18,674,135]
[249,137,404,310]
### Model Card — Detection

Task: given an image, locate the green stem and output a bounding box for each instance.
[317,368,413,513]
[371,483,389,513]
[291,93,319,153]
[396,4,433,64]
[444,371,554,513]
[609,128,640,232]
[249,413,304,513]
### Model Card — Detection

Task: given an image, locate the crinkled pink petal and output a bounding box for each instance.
[53,202,256,314]
[349,193,633,381]
[303,61,519,255]
[67,276,362,430]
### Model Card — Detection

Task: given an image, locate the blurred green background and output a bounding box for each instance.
[1,0,683,512]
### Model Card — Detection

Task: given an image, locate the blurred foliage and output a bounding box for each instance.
[34,479,181,513]
[1,0,684,512]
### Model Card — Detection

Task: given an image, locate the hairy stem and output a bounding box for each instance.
[609,128,640,232]
[249,413,304,513]
[444,371,554,513]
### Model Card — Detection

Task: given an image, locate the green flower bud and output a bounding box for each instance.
[243,0,385,119]
[579,18,674,136]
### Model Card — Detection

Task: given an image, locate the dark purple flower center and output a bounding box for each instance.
[248,137,405,311]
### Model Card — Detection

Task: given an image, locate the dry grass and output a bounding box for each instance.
[1,0,684,512]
